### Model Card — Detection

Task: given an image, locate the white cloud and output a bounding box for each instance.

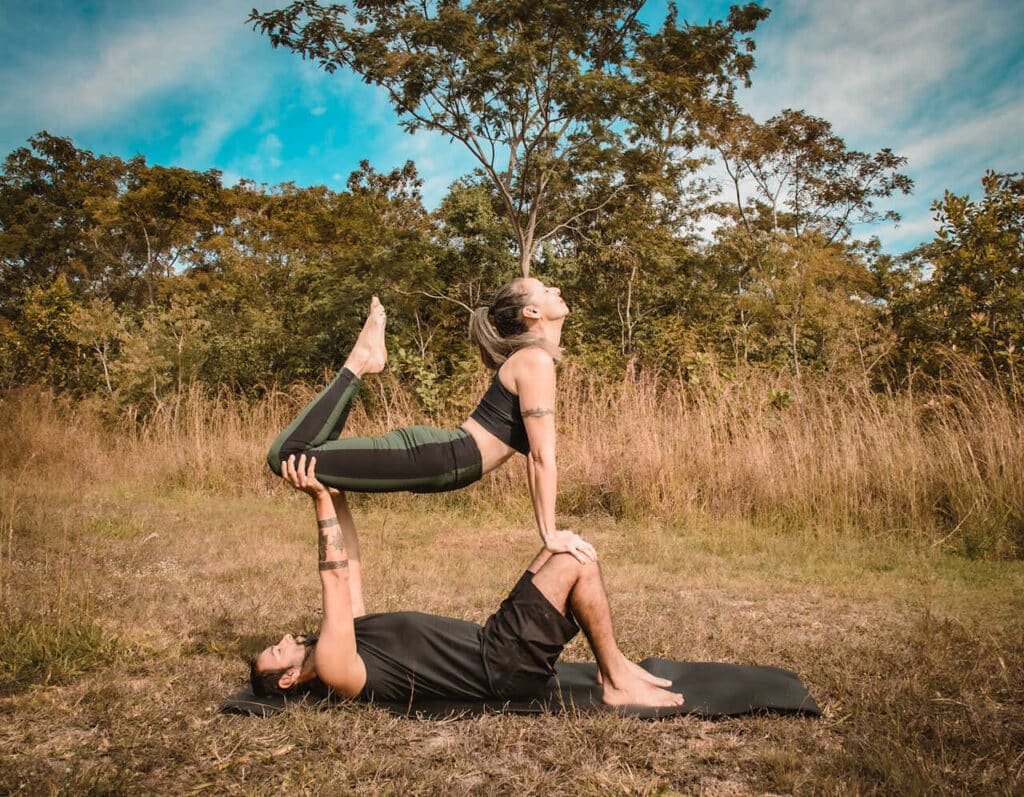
[721,0,1023,250]
[740,0,1009,136]
[386,127,479,208]
[258,133,283,169]
[901,94,1024,176]
[0,2,250,132]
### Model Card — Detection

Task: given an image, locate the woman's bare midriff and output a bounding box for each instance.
[460,417,518,475]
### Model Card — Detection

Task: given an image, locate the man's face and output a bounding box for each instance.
[255,633,310,678]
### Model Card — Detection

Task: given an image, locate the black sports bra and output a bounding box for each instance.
[469,372,530,455]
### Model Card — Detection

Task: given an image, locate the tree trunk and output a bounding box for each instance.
[791,322,801,382]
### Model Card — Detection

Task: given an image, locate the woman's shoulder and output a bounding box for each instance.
[506,344,556,370]
[500,345,556,393]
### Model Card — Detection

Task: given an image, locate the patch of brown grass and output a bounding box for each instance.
[1,376,1022,794]
[59,361,1023,558]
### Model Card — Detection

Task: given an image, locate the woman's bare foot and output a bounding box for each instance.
[343,297,388,376]
[596,656,673,689]
[601,673,684,708]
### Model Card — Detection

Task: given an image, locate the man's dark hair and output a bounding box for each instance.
[249,659,294,697]
[249,635,322,698]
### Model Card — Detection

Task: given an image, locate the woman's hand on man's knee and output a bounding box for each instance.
[544,530,597,565]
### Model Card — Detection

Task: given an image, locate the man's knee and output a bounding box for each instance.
[267,449,283,477]
[548,552,599,582]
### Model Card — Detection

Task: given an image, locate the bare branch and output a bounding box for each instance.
[535,183,632,245]
[393,286,474,315]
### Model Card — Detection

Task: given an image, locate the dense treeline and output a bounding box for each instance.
[1,129,1020,414]
[1,0,1021,413]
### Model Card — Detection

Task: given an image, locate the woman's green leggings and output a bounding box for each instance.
[267,368,482,493]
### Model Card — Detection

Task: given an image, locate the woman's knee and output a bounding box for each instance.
[267,437,310,476]
[266,448,285,477]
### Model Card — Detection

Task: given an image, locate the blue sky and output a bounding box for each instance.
[1,0,1021,253]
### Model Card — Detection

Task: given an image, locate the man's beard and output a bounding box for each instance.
[295,633,318,667]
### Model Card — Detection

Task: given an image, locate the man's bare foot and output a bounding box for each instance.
[596,656,673,689]
[601,674,684,708]
[343,297,388,377]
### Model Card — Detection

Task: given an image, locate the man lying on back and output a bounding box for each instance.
[250,454,683,709]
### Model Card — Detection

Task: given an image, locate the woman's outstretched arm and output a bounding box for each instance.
[518,349,596,564]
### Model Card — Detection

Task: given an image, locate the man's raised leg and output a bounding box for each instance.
[529,552,683,708]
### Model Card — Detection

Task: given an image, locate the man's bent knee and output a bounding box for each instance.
[546,552,598,581]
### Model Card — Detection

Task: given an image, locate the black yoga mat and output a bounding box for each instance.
[221,657,821,720]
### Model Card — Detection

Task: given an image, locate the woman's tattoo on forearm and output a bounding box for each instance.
[521,407,554,418]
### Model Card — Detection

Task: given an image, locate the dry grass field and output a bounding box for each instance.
[1,370,1022,795]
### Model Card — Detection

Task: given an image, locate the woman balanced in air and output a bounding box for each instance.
[267,278,597,563]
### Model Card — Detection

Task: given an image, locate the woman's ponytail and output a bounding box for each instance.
[468,306,507,369]
[468,280,546,369]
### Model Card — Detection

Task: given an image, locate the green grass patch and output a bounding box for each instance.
[0,614,122,695]
[88,516,144,540]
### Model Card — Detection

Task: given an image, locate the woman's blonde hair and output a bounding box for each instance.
[468,279,560,369]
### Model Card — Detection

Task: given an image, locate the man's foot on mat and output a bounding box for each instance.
[344,296,388,376]
[596,656,673,689]
[601,676,684,709]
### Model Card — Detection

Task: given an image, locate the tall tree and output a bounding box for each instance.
[891,171,1024,385]
[250,0,769,275]
[0,132,125,299]
[703,106,912,244]
[90,158,225,306]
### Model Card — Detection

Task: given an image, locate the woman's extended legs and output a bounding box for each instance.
[266,298,482,494]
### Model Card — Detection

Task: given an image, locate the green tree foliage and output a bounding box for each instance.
[0,133,124,297]
[890,171,1024,386]
[0,23,1007,409]
[0,133,448,404]
[703,106,913,243]
[249,0,769,274]
[692,227,891,382]
[88,157,226,306]
[69,297,126,396]
[0,274,81,389]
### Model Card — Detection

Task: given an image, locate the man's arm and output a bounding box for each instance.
[283,454,366,697]
[330,490,366,618]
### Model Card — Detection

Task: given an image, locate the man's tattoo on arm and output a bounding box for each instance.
[326,529,344,554]
[319,528,346,563]
[319,560,349,571]
[317,517,339,529]
[521,407,554,418]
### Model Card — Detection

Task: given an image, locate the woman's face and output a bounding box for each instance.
[521,278,569,321]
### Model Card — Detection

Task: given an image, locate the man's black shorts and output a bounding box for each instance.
[480,570,580,700]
